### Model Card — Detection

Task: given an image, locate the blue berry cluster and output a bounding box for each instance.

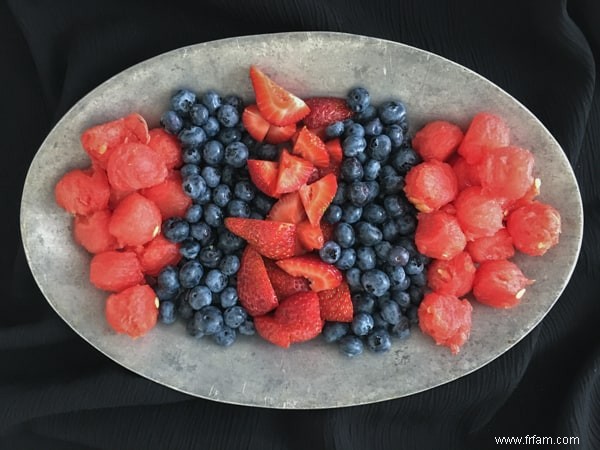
[156,88,276,347]
[320,87,428,357]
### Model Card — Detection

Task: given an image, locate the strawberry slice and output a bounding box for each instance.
[276,150,314,195]
[296,219,325,251]
[276,254,343,292]
[247,159,280,198]
[254,315,291,348]
[320,221,335,242]
[242,105,271,142]
[325,138,343,166]
[298,173,338,226]
[265,122,297,144]
[317,281,354,322]
[249,66,310,126]
[275,291,324,343]
[267,191,307,224]
[292,126,330,168]
[224,217,298,260]
[264,258,311,298]
[303,97,353,129]
[237,246,279,316]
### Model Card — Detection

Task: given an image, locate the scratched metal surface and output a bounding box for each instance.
[20,32,583,409]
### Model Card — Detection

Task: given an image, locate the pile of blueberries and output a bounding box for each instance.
[317,87,428,357]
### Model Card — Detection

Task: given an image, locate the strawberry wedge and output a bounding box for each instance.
[224,217,298,260]
[298,173,338,226]
[237,246,279,316]
[276,254,343,292]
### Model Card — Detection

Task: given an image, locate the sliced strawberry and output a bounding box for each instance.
[224,217,298,260]
[275,291,324,343]
[249,66,310,126]
[123,113,150,144]
[254,315,291,348]
[318,281,353,322]
[292,126,330,168]
[276,254,343,292]
[325,138,343,166]
[267,191,307,224]
[264,258,311,298]
[298,173,338,226]
[296,219,325,251]
[265,122,297,144]
[275,150,314,195]
[303,97,353,129]
[242,105,270,142]
[247,159,280,198]
[320,221,335,242]
[237,246,279,316]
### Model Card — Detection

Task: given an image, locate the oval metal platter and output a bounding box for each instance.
[20,32,583,409]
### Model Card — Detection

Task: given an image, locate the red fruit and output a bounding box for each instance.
[106,142,168,191]
[404,160,458,212]
[109,192,162,247]
[147,128,182,169]
[264,258,311,299]
[249,66,310,126]
[275,150,314,195]
[274,291,323,343]
[427,251,476,297]
[324,138,343,166]
[105,284,158,338]
[237,246,278,316]
[506,201,561,256]
[298,173,338,226]
[317,281,353,322]
[137,234,181,276]
[73,209,118,254]
[472,260,534,308]
[415,210,466,260]
[454,186,504,241]
[302,97,353,129]
[80,117,134,168]
[296,219,325,251]
[477,146,534,202]
[267,191,307,224]
[247,159,280,198]
[320,221,335,243]
[418,292,472,355]
[451,156,480,191]
[504,178,541,213]
[466,228,515,263]
[276,254,342,292]
[140,171,192,219]
[292,126,330,168]
[242,104,271,141]
[412,120,464,162]
[265,122,297,144]
[224,217,298,260]
[55,167,111,216]
[458,112,511,164]
[123,113,150,144]
[254,315,291,348]
[89,250,144,292]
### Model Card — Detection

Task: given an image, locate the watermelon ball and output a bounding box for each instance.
[506,201,561,256]
[472,260,534,308]
[73,209,118,254]
[454,186,504,241]
[427,251,476,297]
[89,250,144,292]
[141,171,192,219]
[55,167,111,216]
[136,234,181,277]
[404,160,458,213]
[415,210,466,260]
[147,128,183,170]
[106,142,168,192]
[458,112,511,164]
[109,192,162,247]
[105,284,159,338]
[466,228,515,263]
[477,146,535,202]
[412,120,464,162]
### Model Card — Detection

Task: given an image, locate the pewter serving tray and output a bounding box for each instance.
[20,32,583,409]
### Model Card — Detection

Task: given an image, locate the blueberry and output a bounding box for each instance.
[220,165,238,186]
[190,103,209,126]
[362,204,387,224]
[387,264,407,287]
[355,104,377,123]
[391,288,411,308]
[181,147,201,165]
[194,186,212,205]
[380,174,404,195]
[319,241,341,264]
[410,271,427,288]
[184,204,203,224]
[378,100,407,124]
[163,218,190,243]
[210,185,231,209]
[356,222,383,246]
[380,299,402,325]
[364,181,380,202]
[160,110,184,134]
[186,285,213,310]
[374,241,392,261]
[199,245,223,269]
[218,127,242,145]
[347,182,371,207]
[356,246,377,271]
[205,269,227,293]
[384,124,404,147]
[201,166,221,188]
[364,117,383,136]
[325,121,345,138]
[254,143,279,161]
[368,134,392,161]
[388,246,410,266]
[390,147,420,174]
[396,215,416,235]
[409,285,425,306]
[347,87,370,113]
[336,248,357,270]
[363,159,381,181]
[332,182,347,205]
[367,328,392,352]
[171,89,196,115]
[190,222,213,246]
[324,204,343,224]
[201,90,222,114]
[334,222,355,248]
[217,230,245,254]
[219,254,241,276]
[397,237,419,256]
[380,164,398,179]
[179,260,204,289]
[405,256,425,275]
[179,164,200,179]
[157,266,180,293]
[224,305,247,329]
[322,322,350,343]
[407,305,419,324]
[238,319,256,336]
[155,285,177,301]
[195,305,224,335]
[202,140,225,165]
[341,157,364,182]
[220,286,239,308]
[227,199,251,218]
[202,117,220,137]
[344,122,365,138]
[345,267,362,290]
[204,203,224,228]
[342,135,367,157]
[390,315,411,339]
[351,312,374,336]
[158,301,177,325]
[178,126,207,148]
[353,292,376,314]
[383,196,407,218]
[216,104,239,128]
[382,219,401,242]
[224,142,249,168]
[182,174,208,200]
[179,238,201,259]
[339,335,364,357]
[212,327,236,346]
[361,269,391,297]
[342,204,363,224]
[234,180,255,202]
[252,193,276,215]
[223,94,244,112]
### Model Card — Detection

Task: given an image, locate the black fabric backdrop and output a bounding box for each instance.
[1,0,599,449]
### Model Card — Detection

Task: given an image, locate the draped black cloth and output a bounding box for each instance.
[2,0,599,448]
